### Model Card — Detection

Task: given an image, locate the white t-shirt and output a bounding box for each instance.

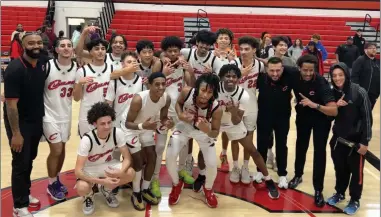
[77,127,126,167]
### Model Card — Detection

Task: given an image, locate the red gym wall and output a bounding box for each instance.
[115,0,379,10]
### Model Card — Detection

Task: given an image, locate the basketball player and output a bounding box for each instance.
[135,39,163,88]
[152,36,196,198]
[105,51,143,127]
[74,102,135,215]
[179,29,224,177]
[214,28,236,65]
[75,26,127,69]
[215,64,279,198]
[73,36,138,138]
[43,38,78,201]
[166,73,222,208]
[123,72,173,210]
[225,36,264,183]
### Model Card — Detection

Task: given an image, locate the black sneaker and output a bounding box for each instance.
[111,187,119,195]
[142,189,159,205]
[265,179,279,199]
[314,191,325,207]
[193,174,206,193]
[131,192,145,211]
[288,176,303,189]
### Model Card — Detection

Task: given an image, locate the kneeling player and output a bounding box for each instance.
[74,102,135,215]
[215,64,279,199]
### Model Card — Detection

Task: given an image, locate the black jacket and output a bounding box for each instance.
[330,63,373,146]
[353,34,366,55]
[351,54,380,100]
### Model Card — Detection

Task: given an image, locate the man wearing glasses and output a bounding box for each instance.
[351,42,380,109]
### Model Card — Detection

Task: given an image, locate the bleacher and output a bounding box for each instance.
[1,6,46,54]
[108,10,379,73]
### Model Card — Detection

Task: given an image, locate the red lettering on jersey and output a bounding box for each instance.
[48,133,58,141]
[118,93,134,104]
[131,136,138,145]
[88,148,114,162]
[105,155,112,162]
[239,73,258,84]
[193,68,204,75]
[86,82,110,93]
[166,76,183,87]
[48,80,75,90]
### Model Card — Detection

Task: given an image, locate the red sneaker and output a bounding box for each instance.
[219,154,229,172]
[168,180,184,205]
[203,186,218,208]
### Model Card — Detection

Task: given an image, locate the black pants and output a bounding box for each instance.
[294,114,331,191]
[4,118,42,208]
[329,134,365,201]
[368,95,378,110]
[257,115,290,176]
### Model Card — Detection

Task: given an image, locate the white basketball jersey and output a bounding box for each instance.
[231,57,264,115]
[182,48,220,79]
[105,53,122,70]
[218,82,250,127]
[135,59,154,90]
[182,88,220,127]
[105,74,144,127]
[165,67,185,117]
[77,63,112,121]
[43,59,78,123]
[80,127,124,167]
[121,90,167,132]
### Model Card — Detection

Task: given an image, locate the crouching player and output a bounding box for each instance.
[74,102,135,215]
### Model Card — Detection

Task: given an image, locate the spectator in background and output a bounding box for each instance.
[288,38,304,62]
[71,25,82,48]
[302,41,324,75]
[45,26,57,51]
[351,42,380,109]
[353,29,366,55]
[272,36,296,67]
[53,31,65,48]
[307,34,328,61]
[259,34,274,58]
[335,36,360,74]
[11,23,24,41]
[286,36,293,48]
[37,27,50,57]
[9,33,23,61]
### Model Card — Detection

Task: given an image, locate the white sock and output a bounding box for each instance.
[243,160,249,168]
[49,177,57,184]
[221,149,227,155]
[233,161,239,168]
[199,169,206,176]
[187,153,193,161]
[132,170,142,193]
[142,180,151,190]
[264,175,271,181]
[205,166,217,190]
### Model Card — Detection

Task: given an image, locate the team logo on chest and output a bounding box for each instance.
[48,80,75,90]
[86,82,109,93]
[166,76,183,87]
[118,93,134,104]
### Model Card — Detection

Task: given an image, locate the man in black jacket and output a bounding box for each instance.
[351,42,380,109]
[327,62,373,215]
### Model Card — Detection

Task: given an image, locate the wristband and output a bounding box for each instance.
[138,123,143,130]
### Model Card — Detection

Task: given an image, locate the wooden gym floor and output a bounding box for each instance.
[1,98,380,217]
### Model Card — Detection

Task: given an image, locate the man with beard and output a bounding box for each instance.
[335,36,360,74]
[351,42,380,109]
[327,63,372,215]
[3,32,49,217]
[11,23,24,41]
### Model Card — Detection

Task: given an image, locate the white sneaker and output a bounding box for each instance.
[100,185,119,208]
[82,196,95,215]
[229,167,240,183]
[253,172,264,184]
[13,207,33,217]
[278,176,288,189]
[240,166,251,184]
[28,195,40,208]
[266,149,275,169]
[185,156,194,176]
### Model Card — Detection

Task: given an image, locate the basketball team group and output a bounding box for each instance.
[4,25,378,217]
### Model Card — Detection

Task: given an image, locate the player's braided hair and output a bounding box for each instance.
[192,73,220,124]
